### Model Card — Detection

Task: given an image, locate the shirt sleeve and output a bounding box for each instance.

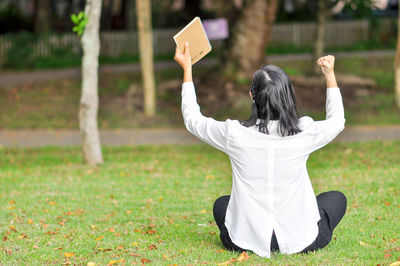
[181,82,228,153]
[308,87,345,151]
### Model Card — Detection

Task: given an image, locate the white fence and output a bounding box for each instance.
[0,18,396,67]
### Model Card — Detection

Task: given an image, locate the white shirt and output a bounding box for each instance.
[181,81,345,258]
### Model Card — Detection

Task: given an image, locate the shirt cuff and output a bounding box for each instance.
[182,81,194,88]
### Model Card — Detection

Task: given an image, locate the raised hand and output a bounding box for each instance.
[174,42,192,70]
[317,55,335,75]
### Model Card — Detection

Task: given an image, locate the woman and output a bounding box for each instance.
[174,42,347,258]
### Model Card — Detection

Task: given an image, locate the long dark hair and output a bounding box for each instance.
[241,65,301,136]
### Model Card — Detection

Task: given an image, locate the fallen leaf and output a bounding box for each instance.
[148,244,157,250]
[9,199,15,205]
[237,252,250,262]
[49,201,57,206]
[107,227,115,232]
[3,236,7,241]
[158,197,163,202]
[163,254,170,260]
[216,249,226,253]
[64,252,75,258]
[129,253,141,257]
[9,225,17,232]
[27,219,34,224]
[131,241,138,246]
[95,235,104,241]
[116,245,124,250]
[359,241,369,247]
[141,258,151,263]
[18,233,28,239]
[201,209,206,213]
[108,260,118,265]
[54,247,63,250]
[126,210,132,214]
[385,253,392,258]
[205,174,215,180]
[146,229,156,235]
[87,262,96,266]
[33,245,39,249]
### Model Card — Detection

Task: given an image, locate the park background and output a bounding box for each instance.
[0,0,399,265]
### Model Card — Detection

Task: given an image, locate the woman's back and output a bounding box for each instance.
[174,45,346,258]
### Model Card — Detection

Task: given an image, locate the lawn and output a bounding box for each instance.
[0,142,399,265]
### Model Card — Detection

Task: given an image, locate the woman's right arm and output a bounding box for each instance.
[309,56,345,151]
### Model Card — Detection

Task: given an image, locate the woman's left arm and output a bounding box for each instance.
[174,43,228,153]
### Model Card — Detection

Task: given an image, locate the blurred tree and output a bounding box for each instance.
[125,0,136,30]
[136,0,156,116]
[395,1,400,108]
[308,0,373,74]
[34,0,52,33]
[79,0,103,165]
[218,0,280,80]
[312,0,331,74]
[101,0,113,30]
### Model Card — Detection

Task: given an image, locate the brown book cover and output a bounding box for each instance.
[173,17,212,65]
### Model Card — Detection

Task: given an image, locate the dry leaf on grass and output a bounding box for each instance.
[64,252,75,258]
[217,251,250,265]
[148,244,157,250]
[237,251,250,262]
[141,258,151,263]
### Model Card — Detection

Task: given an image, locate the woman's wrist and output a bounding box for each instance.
[183,66,193,83]
[324,71,337,88]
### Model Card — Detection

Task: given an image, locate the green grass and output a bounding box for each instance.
[0,143,399,264]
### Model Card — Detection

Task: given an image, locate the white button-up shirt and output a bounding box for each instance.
[181,81,345,258]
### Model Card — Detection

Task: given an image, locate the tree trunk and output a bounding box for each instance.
[395,2,400,108]
[101,0,113,30]
[224,0,279,80]
[313,0,327,75]
[34,0,52,33]
[79,0,103,165]
[136,0,156,116]
[125,0,136,30]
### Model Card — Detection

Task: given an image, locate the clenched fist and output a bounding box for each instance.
[317,55,335,75]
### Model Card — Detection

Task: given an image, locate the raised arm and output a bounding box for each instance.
[174,42,228,153]
[309,55,345,150]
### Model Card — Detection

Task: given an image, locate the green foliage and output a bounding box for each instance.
[70,11,88,36]
[0,143,399,264]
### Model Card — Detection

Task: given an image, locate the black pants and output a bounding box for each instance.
[213,191,347,253]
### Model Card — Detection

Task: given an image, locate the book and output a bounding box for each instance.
[173,17,212,65]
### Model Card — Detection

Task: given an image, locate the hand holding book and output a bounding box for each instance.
[174,42,193,83]
[173,17,212,65]
[174,42,191,70]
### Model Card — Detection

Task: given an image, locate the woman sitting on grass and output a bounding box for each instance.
[174,42,347,258]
